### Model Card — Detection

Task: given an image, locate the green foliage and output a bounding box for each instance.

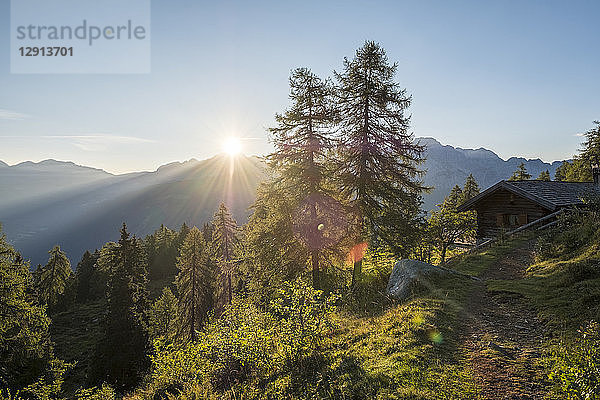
[243,182,308,303]
[460,173,480,203]
[549,321,600,399]
[508,162,531,180]
[555,122,600,182]
[140,280,339,399]
[537,169,551,181]
[145,225,179,280]
[334,41,425,259]
[37,246,72,309]
[270,280,339,366]
[268,67,339,289]
[145,299,277,397]
[211,203,239,306]
[91,224,150,390]
[0,227,57,393]
[555,158,593,182]
[49,300,105,394]
[73,384,116,400]
[176,227,214,342]
[581,121,600,166]
[73,250,105,303]
[428,184,476,263]
[19,359,70,400]
[149,287,177,339]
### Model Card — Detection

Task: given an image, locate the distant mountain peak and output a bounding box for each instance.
[9,159,110,174]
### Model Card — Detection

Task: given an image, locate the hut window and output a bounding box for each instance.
[518,214,528,225]
[496,214,528,227]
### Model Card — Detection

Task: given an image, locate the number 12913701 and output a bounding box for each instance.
[19,47,74,56]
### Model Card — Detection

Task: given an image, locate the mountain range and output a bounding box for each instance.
[0,138,565,266]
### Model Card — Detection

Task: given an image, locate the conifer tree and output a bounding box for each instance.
[445,185,463,209]
[461,174,480,202]
[581,121,600,164]
[334,41,425,284]
[211,203,239,304]
[0,226,54,391]
[508,162,531,180]
[177,222,191,249]
[149,287,178,339]
[537,170,551,181]
[268,68,335,288]
[146,224,178,280]
[74,250,100,303]
[176,227,214,342]
[38,245,72,309]
[244,182,308,303]
[92,224,149,390]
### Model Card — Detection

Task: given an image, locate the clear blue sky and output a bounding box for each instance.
[1,0,599,173]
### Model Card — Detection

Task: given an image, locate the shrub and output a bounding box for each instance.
[535,210,600,263]
[74,384,116,400]
[148,299,276,396]
[270,280,339,368]
[549,321,600,399]
[142,280,339,399]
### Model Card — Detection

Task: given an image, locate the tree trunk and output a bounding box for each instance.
[227,272,232,305]
[441,244,447,264]
[351,259,362,287]
[311,250,320,289]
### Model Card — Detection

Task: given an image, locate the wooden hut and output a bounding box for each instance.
[457,179,600,241]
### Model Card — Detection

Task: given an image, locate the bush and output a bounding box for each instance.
[143,280,338,399]
[148,299,276,397]
[74,384,116,400]
[549,321,600,399]
[535,210,600,263]
[270,280,338,368]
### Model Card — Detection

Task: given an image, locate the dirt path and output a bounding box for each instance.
[460,241,548,399]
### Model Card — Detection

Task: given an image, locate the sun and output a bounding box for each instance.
[223,137,242,156]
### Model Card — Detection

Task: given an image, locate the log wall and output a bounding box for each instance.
[473,188,552,240]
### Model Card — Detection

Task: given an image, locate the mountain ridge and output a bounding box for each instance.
[0,141,567,265]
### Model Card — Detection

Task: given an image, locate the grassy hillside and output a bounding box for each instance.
[48,214,600,399]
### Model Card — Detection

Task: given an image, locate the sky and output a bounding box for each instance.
[1,0,599,174]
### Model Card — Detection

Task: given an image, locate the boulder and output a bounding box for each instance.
[385,259,450,301]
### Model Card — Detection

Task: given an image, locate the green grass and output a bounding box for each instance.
[487,230,600,333]
[292,243,530,400]
[484,221,600,399]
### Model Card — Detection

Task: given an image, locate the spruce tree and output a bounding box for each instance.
[537,170,551,181]
[268,68,335,288]
[445,185,463,209]
[38,245,72,309]
[74,250,99,303]
[177,222,191,249]
[176,227,214,342]
[92,224,149,390]
[581,121,600,164]
[211,203,239,305]
[149,287,178,339]
[509,162,531,181]
[146,224,178,280]
[461,174,480,202]
[334,41,425,284]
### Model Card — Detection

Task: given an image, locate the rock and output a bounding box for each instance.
[386,259,450,301]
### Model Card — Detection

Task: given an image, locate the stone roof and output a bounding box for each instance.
[457,180,600,212]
